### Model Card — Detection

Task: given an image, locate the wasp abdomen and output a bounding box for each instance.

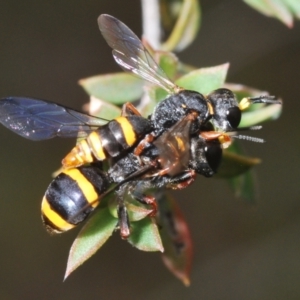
[41,166,109,234]
[62,116,151,168]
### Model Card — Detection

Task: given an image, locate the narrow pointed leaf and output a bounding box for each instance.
[216,150,261,178]
[157,191,193,286]
[284,0,300,18]
[79,73,144,104]
[127,217,164,252]
[224,83,270,105]
[127,203,153,221]
[243,0,294,27]
[86,96,121,120]
[228,169,258,203]
[108,197,153,221]
[161,0,201,52]
[176,63,229,94]
[64,207,118,280]
[224,83,283,127]
[239,103,282,127]
[220,142,259,203]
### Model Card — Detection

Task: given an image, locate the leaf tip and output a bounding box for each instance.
[63,268,71,282]
[158,244,164,253]
[182,277,191,287]
[77,78,85,86]
[286,21,294,29]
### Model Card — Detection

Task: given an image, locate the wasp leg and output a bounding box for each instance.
[130,189,158,217]
[166,170,197,190]
[121,102,142,117]
[200,131,231,148]
[117,200,131,239]
[134,133,156,156]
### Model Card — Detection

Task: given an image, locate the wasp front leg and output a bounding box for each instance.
[165,169,197,190]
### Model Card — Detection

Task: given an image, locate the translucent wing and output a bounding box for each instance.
[0,97,108,141]
[153,115,192,176]
[98,14,178,94]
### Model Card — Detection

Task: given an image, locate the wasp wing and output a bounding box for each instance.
[153,115,192,176]
[98,14,177,95]
[0,97,108,141]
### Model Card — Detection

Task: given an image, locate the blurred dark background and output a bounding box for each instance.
[0,1,299,299]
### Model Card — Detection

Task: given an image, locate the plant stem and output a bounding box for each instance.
[141,0,161,49]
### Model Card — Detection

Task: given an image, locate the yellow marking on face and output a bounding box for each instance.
[41,198,75,231]
[239,97,251,110]
[115,117,136,146]
[63,169,99,207]
[218,134,231,149]
[87,131,106,160]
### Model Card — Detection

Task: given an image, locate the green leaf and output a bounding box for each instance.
[108,197,152,222]
[157,191,193,286]
[86,96,121,120]
[157,51,178,80]
[216,148,261,178]
[224,83,270,105]
[240,104,282,127]
[137,85,169,117]
[176,63,229,94]
[79,73,144,104]
[137,89,159,117]
[219,142,259,203]
[224,83,282,127]
[243,0,300,27]
[284,0,300,18]
[127,217,164,252]
[228,169,258,203]
[161,0,201,52]
[64,207,118,280]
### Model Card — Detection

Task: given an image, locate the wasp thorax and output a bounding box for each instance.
[151,90,209,136]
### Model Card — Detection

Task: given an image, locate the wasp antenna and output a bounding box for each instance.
[233,135,265,143]
[249,125,263,130]
[239,95,281,111]
[231,125,263,132]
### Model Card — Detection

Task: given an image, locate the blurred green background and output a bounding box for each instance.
[0,0,299,299]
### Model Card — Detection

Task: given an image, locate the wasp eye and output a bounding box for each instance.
[205,142,222,173]
[226,106,241,128]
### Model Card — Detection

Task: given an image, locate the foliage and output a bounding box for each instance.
[243,0,300,28]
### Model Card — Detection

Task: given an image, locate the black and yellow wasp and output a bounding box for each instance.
[0,14,280,238]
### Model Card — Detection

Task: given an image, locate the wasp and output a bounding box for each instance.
[0,14,281,237]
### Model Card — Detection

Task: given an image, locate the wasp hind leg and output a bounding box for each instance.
[116,191,157,239]
[117,201,131,239]
[121,102,142,117]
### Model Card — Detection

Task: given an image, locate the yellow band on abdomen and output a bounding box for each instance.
[63,168,99,207]
[87,131,106,160]
[41,198,75,231]
[115,117,136,146]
